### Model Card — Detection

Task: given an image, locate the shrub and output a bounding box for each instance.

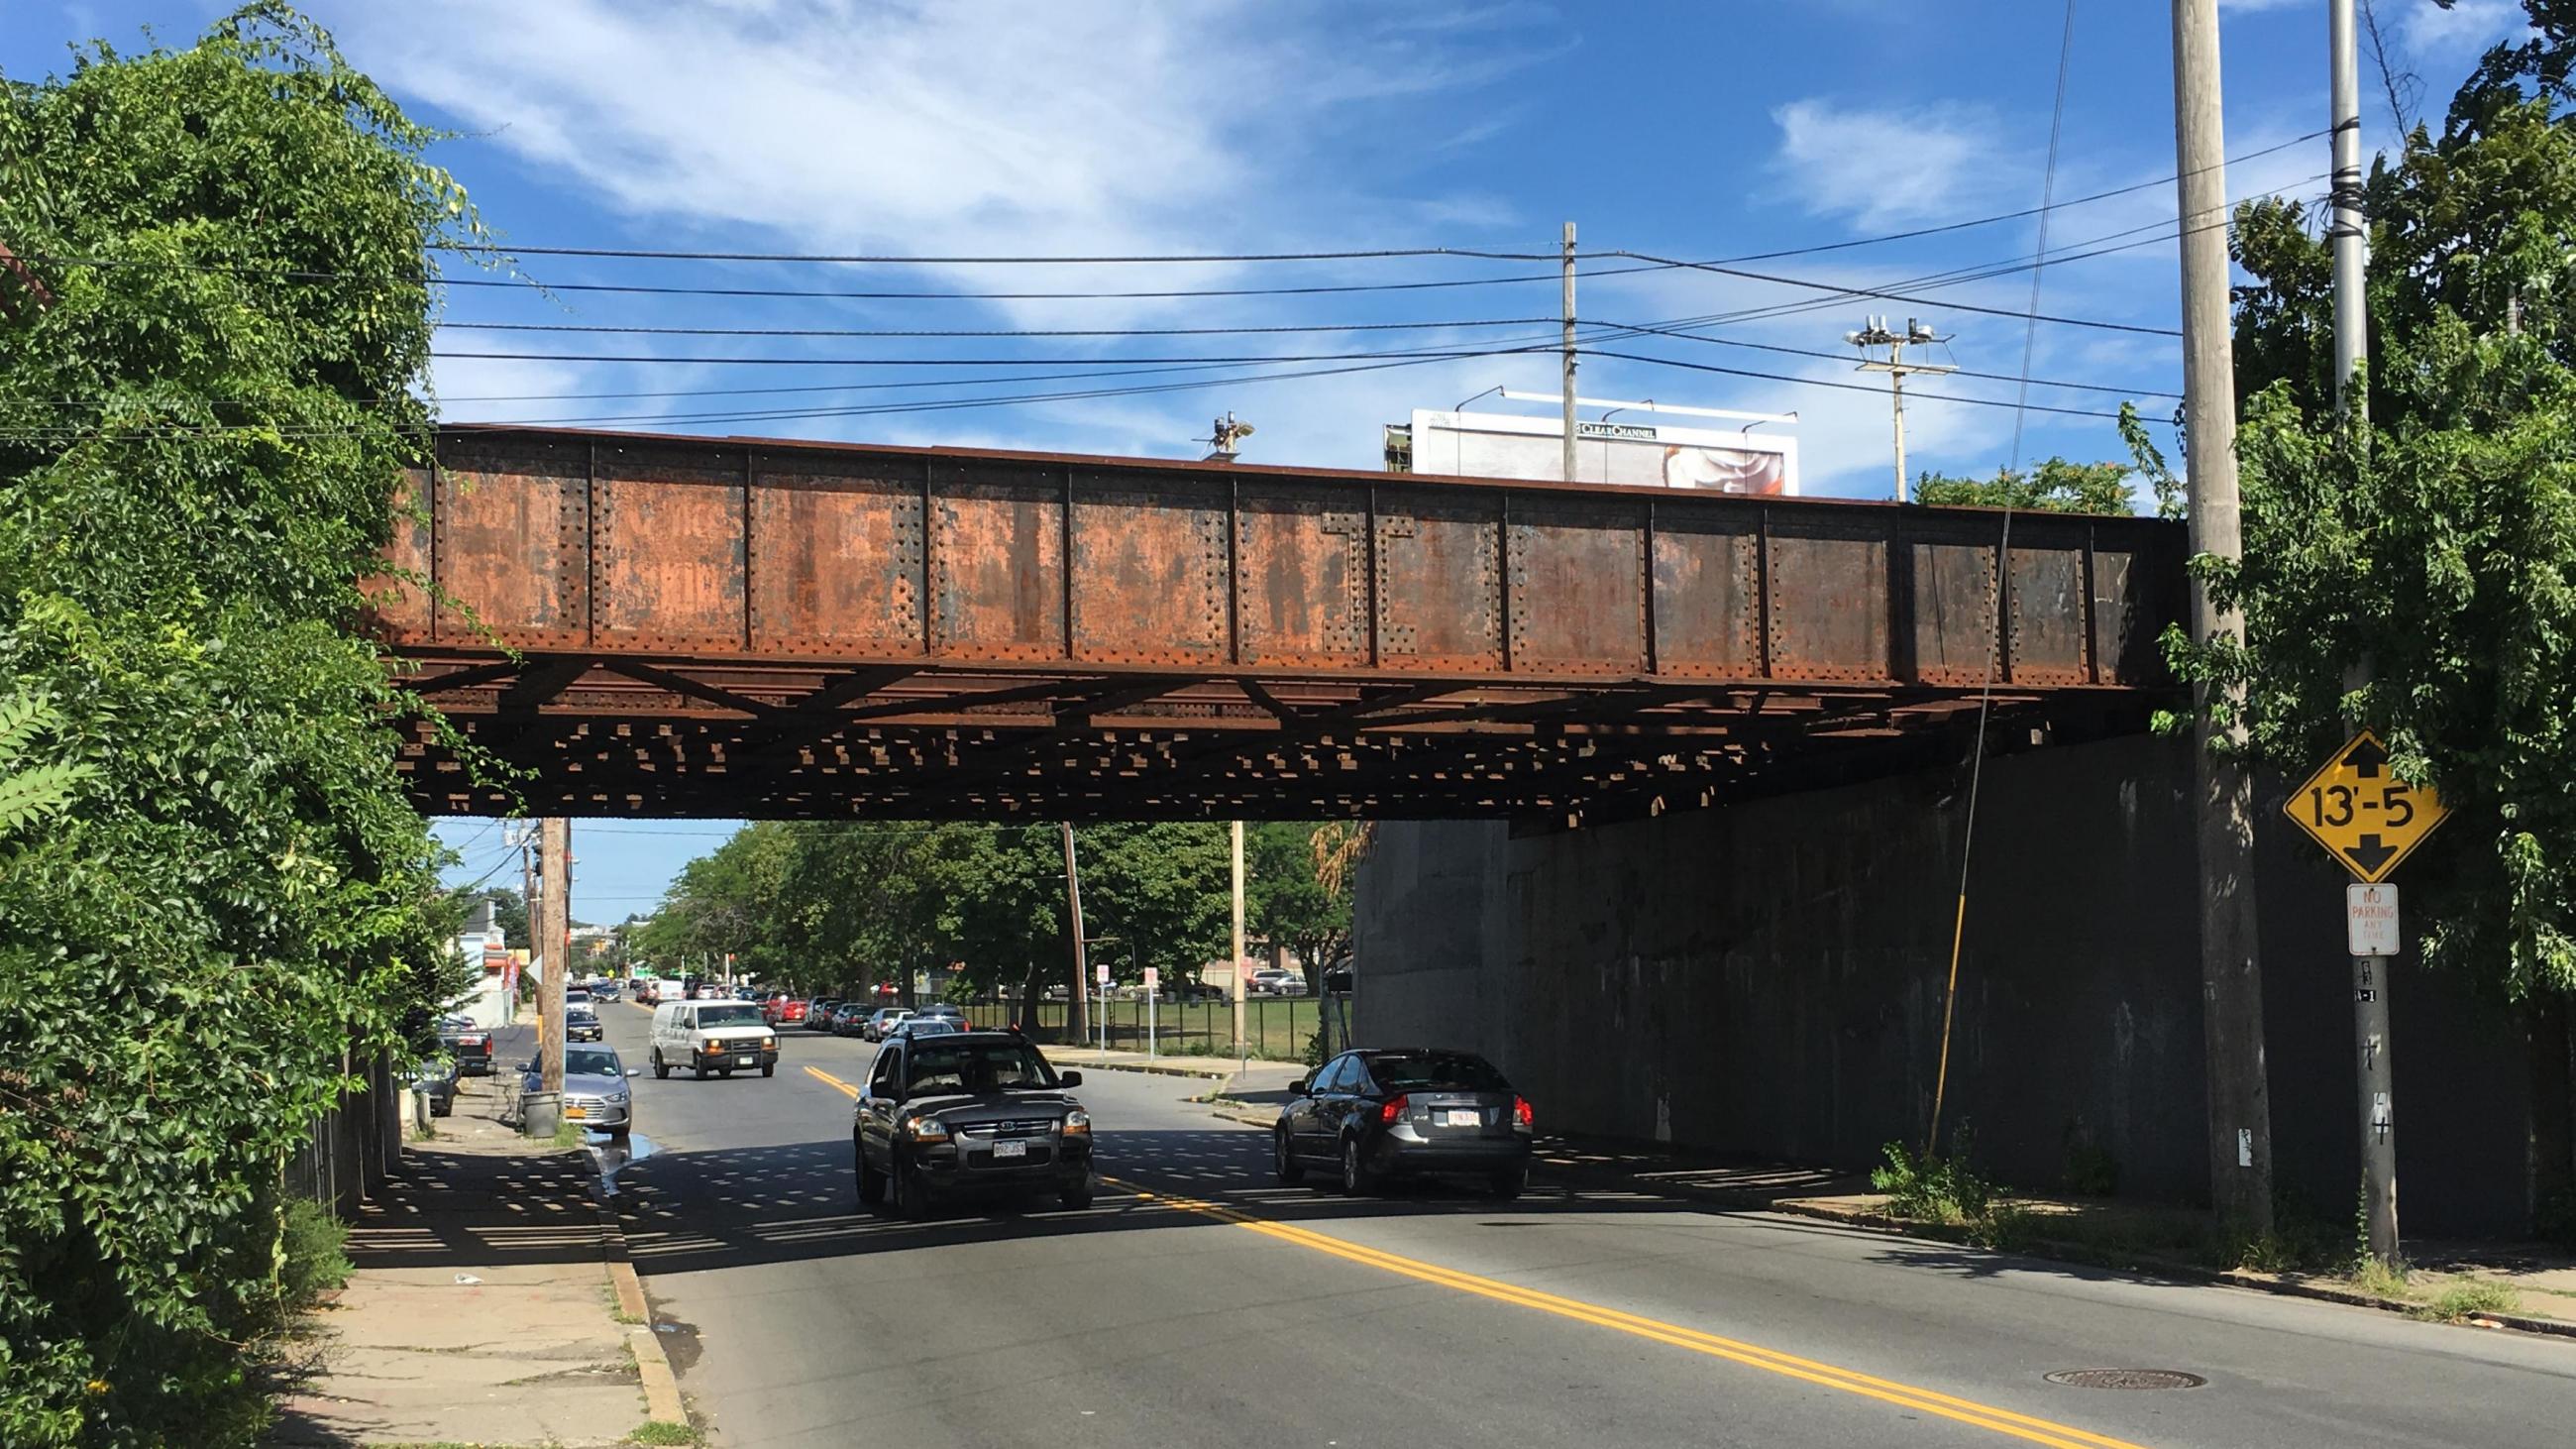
[1871,1132,2001,1226]
[2415,1278,2520,1323]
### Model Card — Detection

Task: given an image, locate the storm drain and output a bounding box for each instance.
[2045,1369,2207,1392]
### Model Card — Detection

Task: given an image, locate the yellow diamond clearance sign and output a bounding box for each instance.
[2282,730,2448,884]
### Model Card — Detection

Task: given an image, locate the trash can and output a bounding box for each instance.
[521,1089,562,1138]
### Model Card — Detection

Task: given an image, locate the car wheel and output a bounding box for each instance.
[856,1142,885,1206]
[652,1051,669,1080]
[1274,1128,1305,1186]
[719,1067,734,1078]
[1489,1167,1528,1200]
[1058,1176,1094,1210]
[892,1156,931,1221]
[1341,1136,1376,1196]
[692,1061,707,1081]
[761,1062,775,1078]
[609,1126,631,1142]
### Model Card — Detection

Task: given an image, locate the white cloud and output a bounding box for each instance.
[1768,99,2028,230]
[2399,0,2529,59]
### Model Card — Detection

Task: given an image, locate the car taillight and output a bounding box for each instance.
[1379,1094,1408,1124]
[1514,1096,1534,1128]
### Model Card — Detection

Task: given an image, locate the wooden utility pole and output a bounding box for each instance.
[2172,0,2275,1236]
[538,818,569,1099]
[2327,0,2399,1265]
[1061,823,1090,1047]
[1560,221,1578,483]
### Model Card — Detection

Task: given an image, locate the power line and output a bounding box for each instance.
[1602,320,2181,399]
[435,243,1560,265]
[436,315,1560,340]
[1578,349,2131,420]
[2009,0,2084,473]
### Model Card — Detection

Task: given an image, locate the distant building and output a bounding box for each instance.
[450,898,516,1029]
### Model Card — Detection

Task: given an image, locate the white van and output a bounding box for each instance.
[649,997,779,1080]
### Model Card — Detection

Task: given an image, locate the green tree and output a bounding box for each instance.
[1914,457,2137,514]
[1248,821,1352,973]
[0,8,479,1439]
[2178,5,2576,999]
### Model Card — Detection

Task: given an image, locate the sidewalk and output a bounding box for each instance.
[1044,1043,1310,1098]
[267,1066,689,1447]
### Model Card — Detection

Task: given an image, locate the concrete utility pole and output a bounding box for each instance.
[535,818,569,1127]
[1560,220,1578,484]
[1061,822,1090,1047]
[2172,0,2276,1236]
[2328,0,2400,1264]
[514,825,537,1028]
[1848,317,1956,502]
[1230,819,1249,1058]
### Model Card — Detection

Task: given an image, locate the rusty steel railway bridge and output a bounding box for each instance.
[375,427,2186,822]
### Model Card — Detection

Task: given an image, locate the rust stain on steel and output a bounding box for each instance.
[1506,496,1647,676]
[361,468,435,643]
[748,456,927,658]
[590,442,746,653]
[1067,470,1231,665]
[1233,483,1371,669]
[1645,517,1762,679]
[1907,525,2001,687]
[2005,544,2091,685]
[400,427,2184,698]
[1765,529,1891,684]
[435,440,588,648]
[929,460,1064,662]
[1373,487,1503,672]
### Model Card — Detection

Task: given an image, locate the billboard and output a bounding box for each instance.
[1401,409,1797,495]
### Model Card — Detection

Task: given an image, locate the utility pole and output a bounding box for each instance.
[512,824,537,1027]
[1230,820,1249,1060]
[1848,317,1955,502]
[1560,220,1578,483]
[1061,822,1089,1048]
[530,817,569,1135]
[2173,0,2275,1237]
[2328,0,2398,1265]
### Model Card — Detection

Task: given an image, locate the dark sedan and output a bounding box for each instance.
[1275,1048,1533,1198]
[566,1005,605,1043]
[854,1030,1091,1217]
[437,1015,495,1075]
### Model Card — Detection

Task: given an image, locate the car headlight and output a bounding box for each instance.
[760,1036,775,1050]
[903,1115,950,1141]
[1061,1110,1091,1136]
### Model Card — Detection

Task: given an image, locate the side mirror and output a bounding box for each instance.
[1059,1070,1083,1088]
[626,1066,642,1077]
[1289,1077,1311,1097]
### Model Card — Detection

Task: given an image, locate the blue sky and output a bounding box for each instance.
[7,0,2533,917]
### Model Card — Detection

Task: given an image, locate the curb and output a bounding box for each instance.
[1060,1057,1237,1081]
[592,1190,688,1424]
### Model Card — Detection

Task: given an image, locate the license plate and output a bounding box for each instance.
[565,1106,586,1119]
[737,1055,756,1067]
[991,1140,1027,1159]
[1440,1109,1480,1127]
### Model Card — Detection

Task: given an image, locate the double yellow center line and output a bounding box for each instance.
[1110,1178,2149,1449]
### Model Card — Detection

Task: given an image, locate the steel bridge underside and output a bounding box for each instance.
[376,427,2185,822]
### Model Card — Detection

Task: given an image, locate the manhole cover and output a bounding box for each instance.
[2045,1369,2206,1392]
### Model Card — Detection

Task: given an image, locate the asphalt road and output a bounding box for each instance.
[590,1004,2576,1449]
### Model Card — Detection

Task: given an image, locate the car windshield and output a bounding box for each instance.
[904,1041,1055,1095]
[563,1047,622,1077]
[696,1004,763,1027]
[1365,1051,1511,1093]
[569,1008,596,1022]
[905,1020,956,1035]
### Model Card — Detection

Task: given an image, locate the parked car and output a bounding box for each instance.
[566,1004,605,1044]
[519,1045,639,1138]
[832,1003,877,1038]
[590,978,622,1002]
[1246,969,1309,997]
[563,987,591,1008]
[887,1017,964,1043]
[438,1015,495,1075]
[631,979,660,1005]
[919,1002,968,1023]
[854,1029,1092,1217]
[649,998,780,1080]
[1274,1048,1532,1199]
[806,997,842,1031]
[861,1007,914,1042]
[1165,977,1227,1004]
[762,994,808,1027]
[408,1059,458,1117]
